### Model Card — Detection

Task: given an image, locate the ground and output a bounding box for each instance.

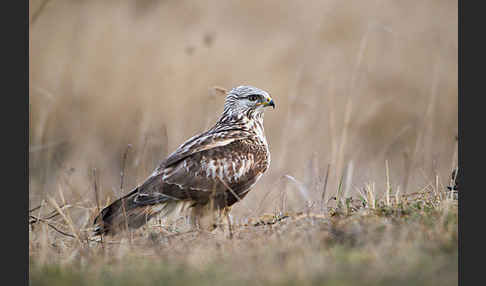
[29,189,457,286]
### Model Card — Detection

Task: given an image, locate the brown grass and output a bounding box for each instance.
[29,0,458,285]
[29,187,457,286]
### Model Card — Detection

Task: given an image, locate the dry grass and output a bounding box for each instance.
[29,0,457,285]
[29,188,457,286]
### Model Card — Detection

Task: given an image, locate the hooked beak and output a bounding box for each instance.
[263,98,275,109]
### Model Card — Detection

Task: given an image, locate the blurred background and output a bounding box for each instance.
[29,0,457,220]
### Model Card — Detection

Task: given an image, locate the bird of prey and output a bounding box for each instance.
[93,85,275,235]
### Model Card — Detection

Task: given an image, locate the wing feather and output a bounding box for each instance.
[160,129,252,168]
[135,128,266,203]
[161,141,257,191]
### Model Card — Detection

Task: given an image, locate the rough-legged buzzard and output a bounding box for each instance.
[93,85,275,235]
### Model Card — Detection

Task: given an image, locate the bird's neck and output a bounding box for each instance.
[220,97,265,127]
[218,110,264,130]
[250,116,267,144]
[214,110,269,157]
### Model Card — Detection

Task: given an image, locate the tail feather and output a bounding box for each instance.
[93,188,179,236]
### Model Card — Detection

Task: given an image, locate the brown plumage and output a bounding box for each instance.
[93,85,275,235]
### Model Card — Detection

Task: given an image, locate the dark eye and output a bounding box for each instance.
[248,94,258,101]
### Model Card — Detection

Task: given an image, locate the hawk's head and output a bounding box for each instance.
[222,85,275,120]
